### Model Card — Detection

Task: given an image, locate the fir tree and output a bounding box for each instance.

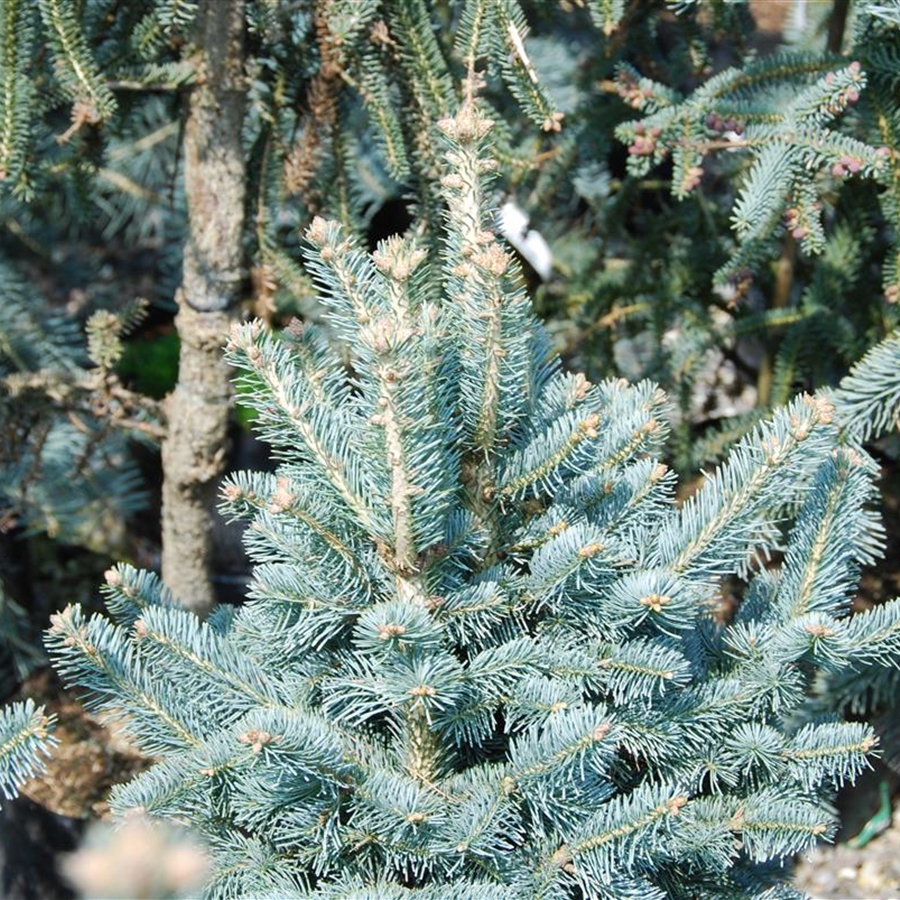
[38,92,900,900]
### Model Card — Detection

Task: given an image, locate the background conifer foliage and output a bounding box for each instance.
[2,1,900,898]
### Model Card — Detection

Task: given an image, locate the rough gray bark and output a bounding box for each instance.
[161,0,246,615]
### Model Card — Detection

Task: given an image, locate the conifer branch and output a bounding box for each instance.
[0,700,55,801]
[28,78,900,897]
[0,0,34,195]
[38,0,116,128]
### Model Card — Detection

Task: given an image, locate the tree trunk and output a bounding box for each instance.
[161,0,246,615]
[827,0,851,54]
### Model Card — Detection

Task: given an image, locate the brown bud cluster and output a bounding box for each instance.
[705,112,744,136]
[306,216,332,247]
[377,622,407,641]
[268,478,295,514]
[408,684,437,698]
[803,394,835,425]
[627,123,662,157]
[48,611,69,634]
[221,483,244,503]
[238,730,275,754]
[471,245,510,276]
[804,623,835,639]
[783,204,819,241]
[372,236,427,281]
[542,112,564,133]
[820,63,863,117]
[571,373,591,402]
[681,164,704,194]
[617,71,654,109]
[437,103,494,143]
[639,593,671,613]
[831,154,863,178]
[578,542,604,559]
[578,413,601,440]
